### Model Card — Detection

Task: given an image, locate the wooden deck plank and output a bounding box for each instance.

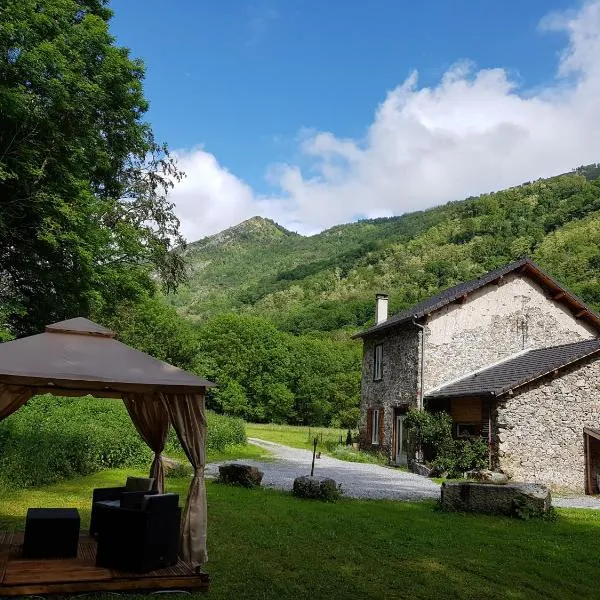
[5,559,112,584]
[0,530,208,596]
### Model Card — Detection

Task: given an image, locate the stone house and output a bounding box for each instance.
[354,258,600,493]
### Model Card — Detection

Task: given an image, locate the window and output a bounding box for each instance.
[374,344,383,381]
[371,409,380,445]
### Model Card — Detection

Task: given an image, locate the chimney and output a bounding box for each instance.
[375,293,389,325]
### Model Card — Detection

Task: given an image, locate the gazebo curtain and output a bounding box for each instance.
[161,392,208,569]
[0,384,33,421]
[122,392,170,493]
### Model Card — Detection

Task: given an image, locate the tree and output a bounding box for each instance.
[0,0,185,335]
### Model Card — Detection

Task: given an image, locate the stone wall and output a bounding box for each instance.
[423,273,596,392]
[441,481,551,516]
[495,357,600,492]
[358,324,419,455]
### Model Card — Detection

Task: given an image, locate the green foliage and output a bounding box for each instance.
[404,410,488,478]
[404,409,455,460]
[95,294,198,370]
[0,395,248,489]
[195,314,360,425]
[0,395,150,489]
[0,0,185,336]
[433,438,489,478]
[166,411,247,455]
[328,444,386,464]
[512,497,557,521]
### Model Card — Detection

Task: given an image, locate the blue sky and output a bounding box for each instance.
[109,1,600,240]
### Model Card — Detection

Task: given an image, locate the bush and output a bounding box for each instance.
[404,409,488,478]
[0,395,150,489]
[432,438,489,478]
[0,398,248,489]
[328,444,385,464]
[165,410,247,454]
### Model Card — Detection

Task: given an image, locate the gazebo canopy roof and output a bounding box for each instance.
[0,317,214,395]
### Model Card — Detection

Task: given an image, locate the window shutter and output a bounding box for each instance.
[366,409,373,444]
[378,409,385,446]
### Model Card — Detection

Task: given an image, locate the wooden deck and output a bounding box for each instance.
[0,531,209,596]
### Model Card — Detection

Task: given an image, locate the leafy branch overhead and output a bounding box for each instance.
[0,0,186,335]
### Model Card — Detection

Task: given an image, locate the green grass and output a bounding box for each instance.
[246,422,348,451]
[328,443,388,465]
[0,468,599,599]
[207,443,272,463]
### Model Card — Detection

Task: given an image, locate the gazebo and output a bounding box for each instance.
[0,317,214,595]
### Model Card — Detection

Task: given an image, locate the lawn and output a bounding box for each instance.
[0,468,599,599]
[206,442,271,464]
[246,422,347,451]
[245,422,389,464]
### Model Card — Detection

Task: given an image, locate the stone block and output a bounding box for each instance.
[218,463,263,488]
[292,476,340,501]
[466,469,509,484]
[441,481,551,517]
[409,460,432,477]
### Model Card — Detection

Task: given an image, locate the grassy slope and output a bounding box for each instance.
[246,422,347,451]
[246,422,388,464]
[0,469,599,599]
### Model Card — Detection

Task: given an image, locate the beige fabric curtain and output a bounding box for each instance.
[123,392,170,493]
[0,384,32,421]
[161,392,207,569]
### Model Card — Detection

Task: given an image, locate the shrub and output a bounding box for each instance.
[0,395,150,489]
[328,444,385,464]
[0,397,247,489]
[165,410,247,454]
[432,438,489,478]
[404,409,489,478]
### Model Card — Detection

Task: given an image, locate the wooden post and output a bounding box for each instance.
[310,437,318,477]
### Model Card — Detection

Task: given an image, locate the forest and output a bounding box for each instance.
[2,1,600,428]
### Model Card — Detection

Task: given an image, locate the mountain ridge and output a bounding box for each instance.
[168,165,600,334]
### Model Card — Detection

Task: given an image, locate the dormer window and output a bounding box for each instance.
[374,344,383,381]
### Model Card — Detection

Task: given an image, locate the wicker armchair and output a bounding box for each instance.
[95,493,181,572]
[89,476,154,537]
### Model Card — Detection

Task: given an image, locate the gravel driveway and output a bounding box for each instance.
[206,438,440,501]
[206,439,600,508]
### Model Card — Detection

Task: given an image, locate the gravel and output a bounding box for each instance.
[206,438,440,501]
[206,439,600,509]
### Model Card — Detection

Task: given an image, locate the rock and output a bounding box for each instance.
[409,460,432,477]
[441,481,552,518]
[292,476,340,501]
[161,456,183,472]
[162,456,193,478]
[218,463,264,488]
[466,469,509,484]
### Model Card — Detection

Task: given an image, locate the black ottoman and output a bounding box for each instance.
[23,508,81,558]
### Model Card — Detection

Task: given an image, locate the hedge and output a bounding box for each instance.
[0,395,247,489]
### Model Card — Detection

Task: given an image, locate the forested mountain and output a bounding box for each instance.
[168,165,600,335]
[156,165,600,427]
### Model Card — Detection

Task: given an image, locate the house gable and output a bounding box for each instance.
[423,272,598,390]
[354,258,600,339]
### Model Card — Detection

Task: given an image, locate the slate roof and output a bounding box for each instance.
[353,258,600,338]
[425,338,600,400]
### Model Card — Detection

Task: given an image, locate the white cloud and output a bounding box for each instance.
[169,0,600,241]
